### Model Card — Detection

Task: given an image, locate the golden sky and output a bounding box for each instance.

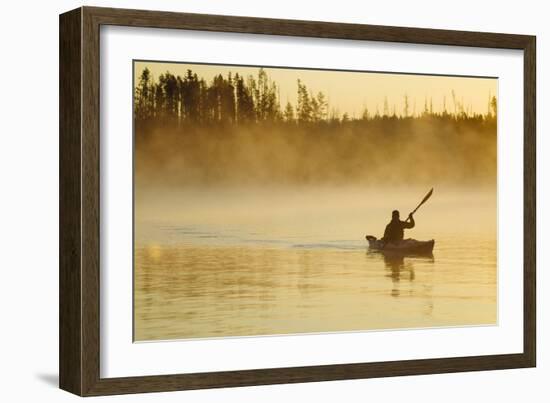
[134,60,497,117]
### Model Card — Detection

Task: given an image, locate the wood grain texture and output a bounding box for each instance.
[59,6,537,396]
[523,38,536,367]
[85,354,531,396]
[85,6,532,49]
[81,6,102,396]
[59,8,82,396]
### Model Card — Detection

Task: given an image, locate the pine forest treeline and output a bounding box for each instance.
[135,67,497,126]
[134,67,497,186]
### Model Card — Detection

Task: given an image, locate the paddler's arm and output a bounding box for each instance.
[404,213,415,229]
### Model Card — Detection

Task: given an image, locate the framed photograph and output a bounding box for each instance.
[59,6,536,396]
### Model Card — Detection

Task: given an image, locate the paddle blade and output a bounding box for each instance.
[420,188,433,205]
[412,188,433,214]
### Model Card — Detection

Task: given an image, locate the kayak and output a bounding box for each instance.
[365,235,434,255]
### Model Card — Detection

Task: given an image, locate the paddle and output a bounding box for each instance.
[410,188,433,216]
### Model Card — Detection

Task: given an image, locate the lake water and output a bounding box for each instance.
[134,186,497,341]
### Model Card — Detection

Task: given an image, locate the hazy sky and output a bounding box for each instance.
[134,60,497,117]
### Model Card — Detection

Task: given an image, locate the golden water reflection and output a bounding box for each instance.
[135,239,495,341]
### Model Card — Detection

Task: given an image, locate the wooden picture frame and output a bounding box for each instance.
[60,6,536,396]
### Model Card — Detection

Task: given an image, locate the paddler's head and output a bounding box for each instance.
[392,210,400,221]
